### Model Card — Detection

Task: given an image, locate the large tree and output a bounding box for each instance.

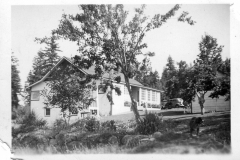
[11,53,21,110]
[25,34,61,104]
[53,4,195,123]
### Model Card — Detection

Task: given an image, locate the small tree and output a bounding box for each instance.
[53,4,195,123]
[41,59,96,125]
[161,56,178,99]
[190,34,223,115]
[11,53,21,110]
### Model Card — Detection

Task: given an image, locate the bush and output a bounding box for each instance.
[137,113,162,135]
[12,111,47,138]
[101,120,116,132]
[70,119,87,132]
[12,106,29,121]
[85,117,100,132]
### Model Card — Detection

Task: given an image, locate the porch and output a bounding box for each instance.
[125,86,161,111]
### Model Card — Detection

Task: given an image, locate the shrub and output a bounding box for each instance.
[137,113,162,135]
[12,111,47,138]
[70,119,87,132]
[12,106,29,121]
[53,119,67,130]
[85,117,100,132]
[101,120,116,132]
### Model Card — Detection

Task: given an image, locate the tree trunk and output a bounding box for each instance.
[190,102,192,114]
[200,103,205,115]
[124,74,141,124]
[196,91,205,115]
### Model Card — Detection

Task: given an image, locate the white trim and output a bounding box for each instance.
[26,56,88,89]
[96,84,99,117]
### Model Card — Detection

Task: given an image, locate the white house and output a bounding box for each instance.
[27,57,163,125]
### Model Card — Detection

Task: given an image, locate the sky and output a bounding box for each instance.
[12,4,230,91]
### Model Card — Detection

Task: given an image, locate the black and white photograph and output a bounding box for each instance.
[1,1,240,160]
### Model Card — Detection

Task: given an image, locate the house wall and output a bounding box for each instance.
[31,82,62,125]
[112,83,131,115]
[30,78,162,124]
[191,91,230,113]
[98,82,111,116]
[31,81,97,126]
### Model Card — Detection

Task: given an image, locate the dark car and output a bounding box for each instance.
[163,98,185,109]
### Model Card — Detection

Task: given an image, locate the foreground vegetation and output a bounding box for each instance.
[12,110,230,154]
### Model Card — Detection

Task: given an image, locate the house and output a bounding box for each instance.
[191,91,230,113]
[27,57,163,125]
[191,70,230,113]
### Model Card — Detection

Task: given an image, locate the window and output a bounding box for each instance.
[31,91,40,101]
[45,108,51,117]
[141,89,145,100]
[124,85,129,95]
[147,90,151,101]
[98,84,105,94]
[152,91,155,101]
[91,109,97,115]
[70,108,78,116]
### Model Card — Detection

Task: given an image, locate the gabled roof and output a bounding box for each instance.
[27,56,162,92]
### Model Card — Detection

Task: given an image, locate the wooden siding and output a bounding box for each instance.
[192,91,230,113]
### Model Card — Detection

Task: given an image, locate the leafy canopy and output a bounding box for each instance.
[53,4,195,123]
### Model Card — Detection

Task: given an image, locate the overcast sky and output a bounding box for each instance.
[12,4,230,90]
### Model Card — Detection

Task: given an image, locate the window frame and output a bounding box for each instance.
[141,89,145,100]
[152,91,156,101]
[45,108,51,117]
[31,90,40,101]
[147,90,151,101]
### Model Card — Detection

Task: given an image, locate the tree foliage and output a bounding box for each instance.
[41,60,96,124]
[192,34,223,93]
[12,53,21,109]
[53,4,195,123]
[135,57,162,89]
[161,56,178,99]
[161,34,228,114]
[25,34,61,104]
[209,58,230,100]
